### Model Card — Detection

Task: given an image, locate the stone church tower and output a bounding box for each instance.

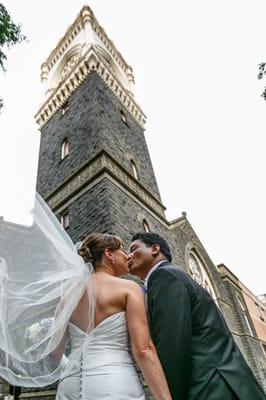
[36,6,163,247]
[13,5,265,398]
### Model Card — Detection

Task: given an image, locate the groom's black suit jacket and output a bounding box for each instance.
[147,261,266,400]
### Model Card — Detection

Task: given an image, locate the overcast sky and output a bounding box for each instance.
[1,1,266,295]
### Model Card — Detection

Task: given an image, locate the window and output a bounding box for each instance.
[60,212,69,229]
[120,110,129,126]
[237,295,256,336]
[131,160,138,180]
[237,295,246,312]
[254,302,265,320]
[255,302,260,317]
[244,315,254,337]
[142,219,150,232]
[259,307,265,321]
[61,138,69,160]
[62,101,69,115]
[188,253,204,284]
[187,251,216,299]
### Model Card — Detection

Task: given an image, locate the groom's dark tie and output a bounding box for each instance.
[142,284,147,310]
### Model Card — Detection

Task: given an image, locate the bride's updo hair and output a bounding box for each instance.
[78,233,122,268]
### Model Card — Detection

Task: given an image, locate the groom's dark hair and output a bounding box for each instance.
[131,232,172,262]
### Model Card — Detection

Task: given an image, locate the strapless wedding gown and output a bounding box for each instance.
[56,311,146,400]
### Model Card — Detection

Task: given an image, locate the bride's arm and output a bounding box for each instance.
[50,296,70,366]
[125,281,172,400]
[52,282,88,364]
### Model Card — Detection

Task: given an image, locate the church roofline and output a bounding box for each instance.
[168,211,188,226]
[217,263,240,284]
[168,215,186,226]
[217,263,265,303]
[0,216,32,232]
[169,214,206,250]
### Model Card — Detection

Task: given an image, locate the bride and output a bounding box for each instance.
[0,194,171,400]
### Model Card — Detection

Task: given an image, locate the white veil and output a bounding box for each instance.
[0,193,95,387]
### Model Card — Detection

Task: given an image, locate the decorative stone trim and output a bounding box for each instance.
[35,47,146,128]
[54,172,169,230]
[19,390,56,398]
[45,6,130,77]
[45,21,82,72]
[185,242,218,301]
[46,151,165,218]
[36,6,144,128]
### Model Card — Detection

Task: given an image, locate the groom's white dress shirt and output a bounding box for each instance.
[144,260,167,288]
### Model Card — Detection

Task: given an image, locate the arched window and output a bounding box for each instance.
[120,110,129,127]
[131,160,138,180]
[142,219,150,232]
[60,211,69,229]
[244,315,255,337]
[188,251,216,299]
[61,138,69,160]
[62,101,69,115]
[237,294,246,312]
[236,294,255,337]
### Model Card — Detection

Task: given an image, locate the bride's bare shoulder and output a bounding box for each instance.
[97,275,142,296]
[117,277,142,293]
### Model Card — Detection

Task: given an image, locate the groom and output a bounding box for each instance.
[128,232,266,400]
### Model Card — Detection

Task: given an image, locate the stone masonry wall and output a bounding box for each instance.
[221,279,266,390]
[37,73,161,203]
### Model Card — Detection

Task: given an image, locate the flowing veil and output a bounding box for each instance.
[0,193,95,387]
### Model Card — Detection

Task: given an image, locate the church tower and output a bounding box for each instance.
[36,6,165,245]
[34,5,266,395]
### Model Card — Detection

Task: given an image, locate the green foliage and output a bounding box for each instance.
[0,3,26,110]
[258,63,266,100]
[0,3,26,71]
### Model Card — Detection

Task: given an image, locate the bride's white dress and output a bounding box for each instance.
[56,311,146,400]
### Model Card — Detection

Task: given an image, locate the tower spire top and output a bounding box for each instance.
[35,5,146,128]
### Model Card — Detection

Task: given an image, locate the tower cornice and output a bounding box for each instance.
[45,150,165,218]
[35,48,146,128]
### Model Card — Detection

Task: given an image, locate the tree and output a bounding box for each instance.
[258,63,266,100]
[0,3,26,109]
